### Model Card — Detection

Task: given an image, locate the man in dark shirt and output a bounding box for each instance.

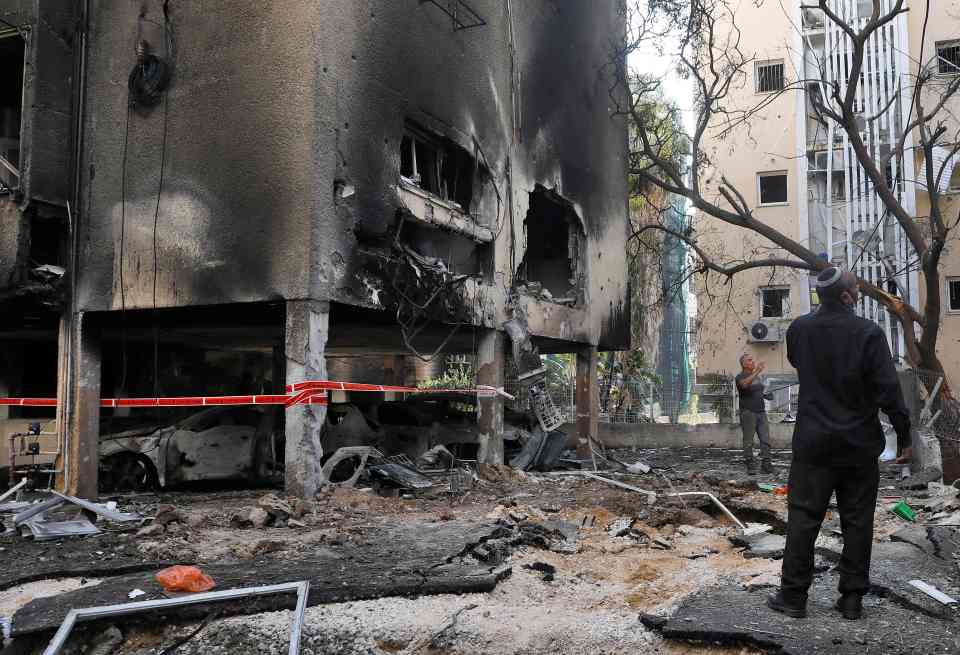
[768,267,912,621]
[736,354,772,475]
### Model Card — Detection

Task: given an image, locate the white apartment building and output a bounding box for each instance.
[696,0,960,394]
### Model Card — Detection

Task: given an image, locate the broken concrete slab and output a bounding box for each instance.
[731,527,786,559]
[654,535,960,654]
[11,519,510,637]
[655,579,959,654]
[889,526,956,559]
[741,534,786,559]
[743,572,781,591]
[900,468,943,490]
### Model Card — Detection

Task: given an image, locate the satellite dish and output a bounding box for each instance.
[751,322,769,340]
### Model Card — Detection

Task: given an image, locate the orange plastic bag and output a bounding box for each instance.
[155,565,216,593]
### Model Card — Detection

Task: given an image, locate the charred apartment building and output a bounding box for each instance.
[0,1,630,498]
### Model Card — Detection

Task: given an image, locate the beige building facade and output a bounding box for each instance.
[696,0,960,395]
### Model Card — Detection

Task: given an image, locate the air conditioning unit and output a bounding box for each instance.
[748,320,782,343]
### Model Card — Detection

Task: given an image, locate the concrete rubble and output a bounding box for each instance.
[0,446,957,654]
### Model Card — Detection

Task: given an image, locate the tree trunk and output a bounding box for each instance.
[892,311,960,483]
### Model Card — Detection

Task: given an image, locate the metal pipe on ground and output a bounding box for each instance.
[546,472,746,529]
[547,471,657,503]
[665,491,746,530]
[0,477,27,504]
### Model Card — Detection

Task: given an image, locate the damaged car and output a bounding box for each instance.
[99,406,282,491]
[320,391,567,475]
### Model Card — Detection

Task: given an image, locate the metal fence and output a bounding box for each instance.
[596,379,735,425]
[505,375,739,426]
[507,365,960,429]
[589,375,804,426]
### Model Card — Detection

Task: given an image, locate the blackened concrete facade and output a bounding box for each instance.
[1,0,631,497]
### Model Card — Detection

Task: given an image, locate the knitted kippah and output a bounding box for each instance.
[815,267,842,288]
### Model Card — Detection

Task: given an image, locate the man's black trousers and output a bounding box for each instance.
[780,458,880,602]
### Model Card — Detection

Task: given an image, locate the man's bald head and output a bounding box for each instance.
[817,267,859,305]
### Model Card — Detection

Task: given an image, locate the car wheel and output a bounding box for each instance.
[102,453,159,492]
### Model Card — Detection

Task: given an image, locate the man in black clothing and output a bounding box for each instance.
[736,354,772,475]
[767,267,912,621]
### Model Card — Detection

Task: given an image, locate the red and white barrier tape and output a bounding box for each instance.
[0,394,325,408]
[0,380,503,409]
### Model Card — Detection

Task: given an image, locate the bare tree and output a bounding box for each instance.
[616,0,960,408]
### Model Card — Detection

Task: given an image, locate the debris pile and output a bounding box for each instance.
[230,494,309,529]
[1,489,141,541]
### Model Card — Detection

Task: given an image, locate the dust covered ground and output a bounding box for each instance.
[2,447,957,654]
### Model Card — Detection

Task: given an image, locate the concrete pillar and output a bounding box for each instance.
[477,329,505,465]
[576,346,599,459]
[59,313,101,499]
[383,354,402,400]
[284,300,329,498]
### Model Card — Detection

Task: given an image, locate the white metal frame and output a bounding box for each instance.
[758,285,791,319]
[41,581,310,655]
[757,170,789,206]
[934,39,960,77]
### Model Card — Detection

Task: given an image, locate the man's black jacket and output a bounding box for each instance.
[786,301,911,465]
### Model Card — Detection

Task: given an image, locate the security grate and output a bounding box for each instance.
[529,383,564,432]
[755,61,785,93]
[937,41,960,75]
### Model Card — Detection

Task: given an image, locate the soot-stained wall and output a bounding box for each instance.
[77,0,320,311]
[76,0,629,349]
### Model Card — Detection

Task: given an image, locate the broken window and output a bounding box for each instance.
[755,60,784,94]
[399,124,475,212]
[938,40,960,76]
[29,214,67,267]
[0,32,24,192]
[760,287,790,318]
[758,171,788,205]
[519,186,584,301]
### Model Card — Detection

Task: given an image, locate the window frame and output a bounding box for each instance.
[757,170,789,207]
[947,277,960,314]
[0,31,26,193]
[759,286,791,319]
[398,123,477,212]
[936,40,960,77]
[755,60,785,94]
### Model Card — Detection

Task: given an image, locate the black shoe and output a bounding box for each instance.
[746,461,758,476]
[766,591,807,618]
[761,461,774,474]
[835,593,863,620]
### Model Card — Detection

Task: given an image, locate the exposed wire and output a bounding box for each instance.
[151,0,174,397]
[118,99,131,397]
